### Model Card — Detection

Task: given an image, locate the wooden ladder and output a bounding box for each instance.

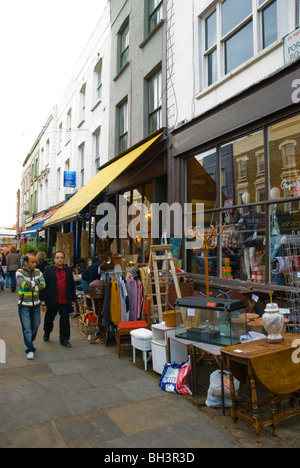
[144,244,182,323]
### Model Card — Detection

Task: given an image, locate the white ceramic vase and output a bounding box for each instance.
[262,303,284,343]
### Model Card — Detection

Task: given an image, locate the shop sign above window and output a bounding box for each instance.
[284,28,300,64]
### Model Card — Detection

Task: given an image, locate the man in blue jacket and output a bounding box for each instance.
[41,251,76,348]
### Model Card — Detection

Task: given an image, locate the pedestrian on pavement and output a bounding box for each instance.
[6,246,21,292]
[36,251,50,273]
[41,251,76,348]
[16,254,46,360]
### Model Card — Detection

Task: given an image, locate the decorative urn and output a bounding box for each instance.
[262,303,285,343]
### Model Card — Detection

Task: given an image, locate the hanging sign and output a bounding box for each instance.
[64,171,76,188]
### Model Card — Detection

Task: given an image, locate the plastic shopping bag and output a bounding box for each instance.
[206,370,240,408]
[159,358,192,395]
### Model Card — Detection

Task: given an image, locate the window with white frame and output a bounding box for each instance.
[119,20,129,71]
[94,58,103,102]
[79,83,86,124]
[79,144,85,187]
[202,0,278,87]
[93,128,101,173]
[256,152,265,175]
[66,108,72,143]
[148,69,162,134]
[259,0,278,49]
[57,168,61,194]
[238,159,247,180]
[58,122,63,153]
[280,141,296,167]
[118,100,128,154]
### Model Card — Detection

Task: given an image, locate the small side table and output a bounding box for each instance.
[221,333,300,443]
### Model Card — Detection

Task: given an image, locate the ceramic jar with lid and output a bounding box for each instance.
[262,303,285,343]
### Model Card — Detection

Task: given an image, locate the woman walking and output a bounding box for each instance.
[6,246,21,292]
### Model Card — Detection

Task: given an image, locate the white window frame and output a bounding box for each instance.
[201,0,278,89]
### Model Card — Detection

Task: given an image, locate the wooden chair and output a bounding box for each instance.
[117,297,151,359]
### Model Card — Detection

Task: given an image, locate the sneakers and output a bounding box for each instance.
[26,352,35,360]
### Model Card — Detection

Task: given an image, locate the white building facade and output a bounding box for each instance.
[19,1,111,240]
[167,0,300,291]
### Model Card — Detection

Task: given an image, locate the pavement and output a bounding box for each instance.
[0,287,299,449]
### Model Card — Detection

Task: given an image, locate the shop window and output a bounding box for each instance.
[187,149,217,212]
[268,115,300,201]
[270,202,300,288]
[119,184,153,264]
[185,115,300,285]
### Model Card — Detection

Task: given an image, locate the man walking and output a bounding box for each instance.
[16,254,46,360]
[42,251,76,348]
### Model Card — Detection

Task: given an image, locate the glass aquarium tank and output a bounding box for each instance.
[174,297,247,347]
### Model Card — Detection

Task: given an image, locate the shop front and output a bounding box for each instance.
[169,60,300,295]
[44,131,167,267]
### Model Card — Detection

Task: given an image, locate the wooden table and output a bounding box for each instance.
[221,333,300,442]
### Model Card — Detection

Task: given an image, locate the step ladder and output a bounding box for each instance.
[144,244,182,323]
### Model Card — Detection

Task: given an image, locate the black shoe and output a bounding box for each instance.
[43,334,50,342]
[60,340,71,348]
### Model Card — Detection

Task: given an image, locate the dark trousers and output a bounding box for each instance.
[44,303,70,342]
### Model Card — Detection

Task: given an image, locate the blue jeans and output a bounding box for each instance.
[18,306,41,354]
[9,271,16,292]
[5,271,11,288]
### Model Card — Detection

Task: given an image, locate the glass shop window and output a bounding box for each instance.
[221,206,266,283]
[270,202,300,288]
[188,216,220,278]
[187,148,217,212]
[220,130,266,282]
[268,115,300,205]
[119,184,154,264]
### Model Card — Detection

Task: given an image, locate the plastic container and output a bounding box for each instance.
[163,310,176,327]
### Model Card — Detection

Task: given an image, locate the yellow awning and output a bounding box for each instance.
[45,133,163,227]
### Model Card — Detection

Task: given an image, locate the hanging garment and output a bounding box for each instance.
[102,277,112,328]
[127,276,138,321]
[110,279,121,325]
[118,277,127,322]
[137,279,143,319]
